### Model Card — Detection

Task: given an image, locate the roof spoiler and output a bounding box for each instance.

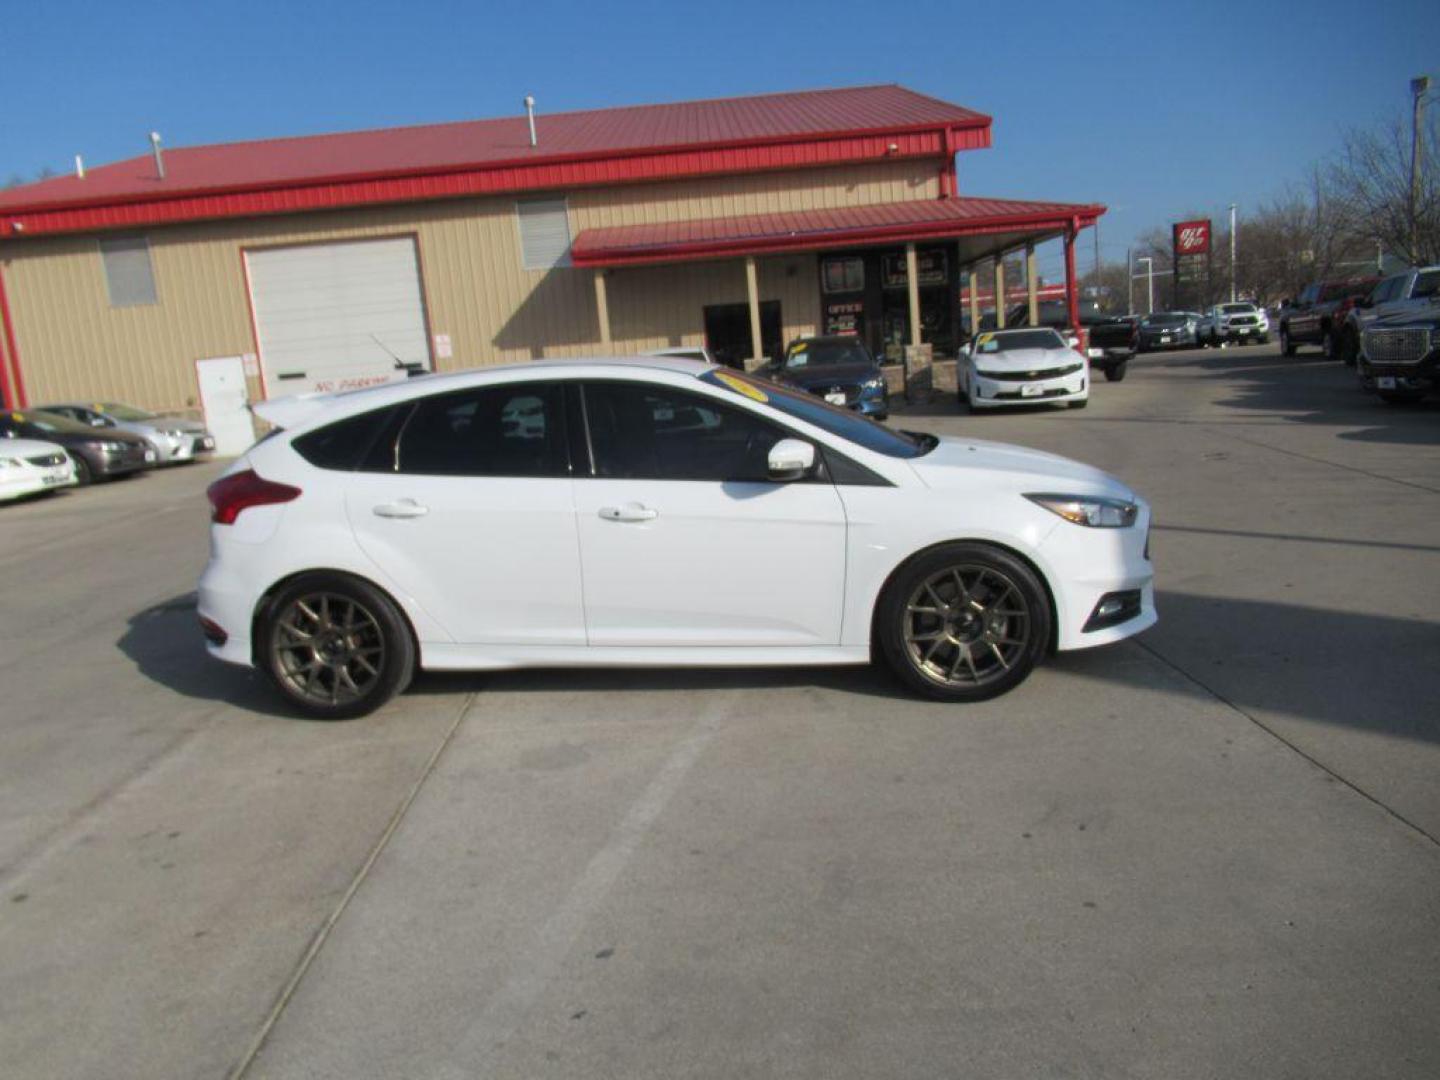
[250,392,338,431]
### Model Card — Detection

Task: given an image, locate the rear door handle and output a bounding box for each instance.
[373,499,429,519]
[598,504,659,523]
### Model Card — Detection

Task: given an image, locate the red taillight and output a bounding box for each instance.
[207,469,300,525]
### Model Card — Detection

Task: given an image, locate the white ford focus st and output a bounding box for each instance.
[198,357,1155,718]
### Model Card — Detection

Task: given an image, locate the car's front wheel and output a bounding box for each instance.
[261,573,416,719]
[876,543,1052,702]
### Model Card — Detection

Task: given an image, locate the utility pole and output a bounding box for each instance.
[1093,221,1101,302]
[1228,203,1237,302]
[1137,256,1154,315]
[1126,247,1134,314]
[1411,75,1430,263]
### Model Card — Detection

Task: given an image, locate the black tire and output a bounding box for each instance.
[71,454,92,486]
[1068,398,1088,409]
[1104,360,1128,383]
[1256,334,1269,345]
[1339,328,1358,366]
[260,572,416,719]
[1322,329,1337,360]
[876,542,1052,703]
[1280,326,1296,357]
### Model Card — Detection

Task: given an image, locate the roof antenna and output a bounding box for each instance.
[74,155,85,179]
[524,95,537,148]
[149,131,166,180]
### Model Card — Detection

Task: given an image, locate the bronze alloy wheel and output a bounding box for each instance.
[271,591,386,707]
[902,565,1032,690]
[878,543,1052,702]
[262,574,415,718]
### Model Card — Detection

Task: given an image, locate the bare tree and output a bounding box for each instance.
[1328,111,1440,266]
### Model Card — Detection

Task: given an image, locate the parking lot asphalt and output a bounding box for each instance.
[2,342,1438,1079]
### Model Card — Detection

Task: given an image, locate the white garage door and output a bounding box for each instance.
[246,236,432,398]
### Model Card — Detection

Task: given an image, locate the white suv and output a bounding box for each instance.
[1201,302,1269,346]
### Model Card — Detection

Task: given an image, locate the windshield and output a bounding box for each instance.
[10,410,96,435]
[1319,280,1377,302]
[1220,303,1255,314]
[699,369,930,459]
[1143,313,1187,327]
[974,329,1065,353]
[784,340,873,369]
[101,403,156,421]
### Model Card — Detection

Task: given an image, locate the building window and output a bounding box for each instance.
[99,236,158,307]
[517,199,572,269]
[821,257,864,294]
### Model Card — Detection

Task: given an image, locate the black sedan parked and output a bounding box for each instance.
[1137,312,1199,351]
[764,336,889,419]
[0,409,156,483]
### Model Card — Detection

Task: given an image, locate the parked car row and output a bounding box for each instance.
[0,402,215,503]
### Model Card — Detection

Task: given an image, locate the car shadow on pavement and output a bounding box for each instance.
[118,593,294,717]
[1050,589,1440,747]
[1157,349,1440,446]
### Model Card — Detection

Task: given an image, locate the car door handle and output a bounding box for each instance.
[598,504,659,523]
[373,499,429,519]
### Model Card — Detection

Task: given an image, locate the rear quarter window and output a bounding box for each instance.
[292,407,402,471]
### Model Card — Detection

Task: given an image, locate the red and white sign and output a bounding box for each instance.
[1174,219,1211,256]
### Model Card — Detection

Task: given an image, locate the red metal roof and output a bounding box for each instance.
[0,85,990,237]
[570,196,1105,266]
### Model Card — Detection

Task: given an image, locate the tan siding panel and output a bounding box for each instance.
[1,160,937,410]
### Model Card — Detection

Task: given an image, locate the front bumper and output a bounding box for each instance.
[966,368,1088,408]
[0,461,77,501]
[1219,324,1266,341]
[1360,348,1440,391]
[95,444,156,475]
[1140,331,1195,349]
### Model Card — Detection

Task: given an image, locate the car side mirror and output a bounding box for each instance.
[767,438,816,482]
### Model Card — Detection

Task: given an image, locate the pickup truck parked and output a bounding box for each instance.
[1340,266,1440,364]
[1199,302,1270,346]
[1358,310,1440,404]
[1278,278,1378,358]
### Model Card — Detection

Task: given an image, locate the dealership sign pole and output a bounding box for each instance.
[1172,219,1211,312]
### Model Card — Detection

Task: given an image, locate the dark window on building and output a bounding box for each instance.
[582,382,784,482]
[395,383,566,477]
[292,406,402,471]
[99,236,158,307]
[822,257,865,293]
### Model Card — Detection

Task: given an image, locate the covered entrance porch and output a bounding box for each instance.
[572,194,1106,371]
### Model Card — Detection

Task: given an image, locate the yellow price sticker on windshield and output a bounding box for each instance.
[714,371,769,403]
[975,332,994,346]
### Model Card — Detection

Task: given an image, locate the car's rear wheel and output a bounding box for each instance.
[877,543,1051,702]
[1280,326,1295,356]
[1322,329,1337,360]
[1104,360,1128,382]
[1339,328,1358,366]
[261,573,415,719]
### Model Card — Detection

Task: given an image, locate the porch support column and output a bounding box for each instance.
[1064,222,1081,337]
[593,268,611,346]
[967,269,981,340]
[744,256,763,370]
[1025,242,1039,326]
[993,256,1007,329]
[905,243,922,347]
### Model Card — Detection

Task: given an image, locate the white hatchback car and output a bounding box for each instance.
[0,437,77,501]
[198,357,1154,718]
[959,328,1090,411]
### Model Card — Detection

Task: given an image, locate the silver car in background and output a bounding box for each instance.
[40,402,216,464]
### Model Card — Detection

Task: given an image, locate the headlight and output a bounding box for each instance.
[860,376,884,391]
[1026,493,1139,528]
[163,428,188,438]
[1186,320,1196,331]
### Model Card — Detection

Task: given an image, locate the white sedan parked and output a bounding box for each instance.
[0,437,77,501]
[959,328,1090,411]
[198,357,1154,718]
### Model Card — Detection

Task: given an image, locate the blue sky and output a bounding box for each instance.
[2,0,1436,280]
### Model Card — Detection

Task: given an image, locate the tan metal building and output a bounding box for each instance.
[0,85,1101,446]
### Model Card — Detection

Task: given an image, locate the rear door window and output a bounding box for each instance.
[394,382,566,477]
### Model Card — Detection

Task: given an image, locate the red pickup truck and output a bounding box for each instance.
[1278,278,1379,358]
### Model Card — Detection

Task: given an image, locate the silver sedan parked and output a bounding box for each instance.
[39,402,216,464]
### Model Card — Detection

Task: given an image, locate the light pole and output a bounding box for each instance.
[1411,75,1431,263]
[1228,203,1237,302]
[1137,257,1154,314]
[1126,247,1134,314]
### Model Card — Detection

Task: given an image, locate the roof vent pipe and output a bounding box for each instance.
[149,131,166,180]
[524,96,537,148]
[74,155,85,180]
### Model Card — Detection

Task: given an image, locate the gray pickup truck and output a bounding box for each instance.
[1341,266,1440,364]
